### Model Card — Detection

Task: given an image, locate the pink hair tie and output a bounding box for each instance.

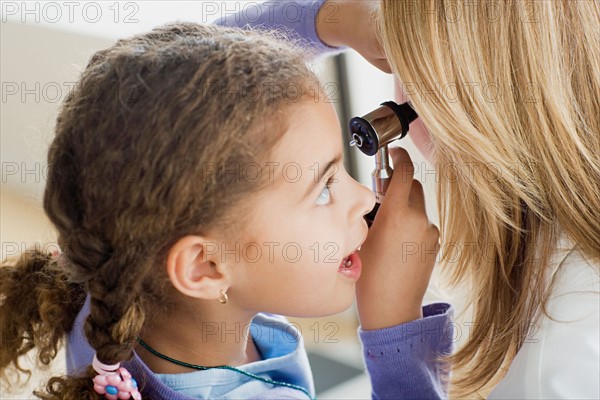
[92,354,142,400]
[48,246,61,261]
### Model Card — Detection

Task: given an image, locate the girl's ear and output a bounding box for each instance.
[166,235,229,300]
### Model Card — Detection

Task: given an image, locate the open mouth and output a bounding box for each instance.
[337,248,362,280]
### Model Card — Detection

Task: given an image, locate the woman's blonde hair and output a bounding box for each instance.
[378,0,599,396]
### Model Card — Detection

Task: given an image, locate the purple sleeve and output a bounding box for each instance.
[359,303,454,399]
[66,296,95,375]
[213,0,346,56]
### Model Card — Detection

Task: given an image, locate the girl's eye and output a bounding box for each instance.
[315,176,335,206]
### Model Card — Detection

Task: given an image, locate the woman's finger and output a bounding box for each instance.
[408,178,427,214]
[385,147,415,203]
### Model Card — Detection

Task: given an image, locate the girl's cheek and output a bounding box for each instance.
[394,78,436,164]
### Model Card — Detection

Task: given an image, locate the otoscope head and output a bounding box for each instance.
[349,117,379,156]
[349,101,418,156]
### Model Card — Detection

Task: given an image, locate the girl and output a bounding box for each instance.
[1,23,448,399]
[219,0,600,398]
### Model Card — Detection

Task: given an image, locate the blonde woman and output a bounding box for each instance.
[219,0,600,398]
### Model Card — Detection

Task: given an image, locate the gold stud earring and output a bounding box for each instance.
[219,289,229,304]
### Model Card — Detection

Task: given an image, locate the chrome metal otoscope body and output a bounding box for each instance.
[349,101,418,227]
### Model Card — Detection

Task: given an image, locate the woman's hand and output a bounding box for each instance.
[356,147,440,330]
[316,0,392,73]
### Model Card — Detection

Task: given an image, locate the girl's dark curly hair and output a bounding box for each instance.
[1,22,319,399]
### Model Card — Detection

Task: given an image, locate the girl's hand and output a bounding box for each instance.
[316,0,392,73]
[356,147,440,330]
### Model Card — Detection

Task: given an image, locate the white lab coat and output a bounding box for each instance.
[489,234,600,399]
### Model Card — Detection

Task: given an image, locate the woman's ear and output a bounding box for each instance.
[166,235,229,300]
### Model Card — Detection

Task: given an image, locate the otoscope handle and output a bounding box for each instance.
[365,147,393,227]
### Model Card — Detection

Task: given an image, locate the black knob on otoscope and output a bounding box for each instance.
[349,101,417,156]
[364,203,381,228]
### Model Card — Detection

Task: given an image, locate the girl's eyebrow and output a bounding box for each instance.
[302,153,343,199]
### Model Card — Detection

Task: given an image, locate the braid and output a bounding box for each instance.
[85,245,150,365]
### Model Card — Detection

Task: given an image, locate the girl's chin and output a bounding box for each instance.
[281,297,355,319]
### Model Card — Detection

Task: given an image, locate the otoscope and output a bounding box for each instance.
[348,101,419,227]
